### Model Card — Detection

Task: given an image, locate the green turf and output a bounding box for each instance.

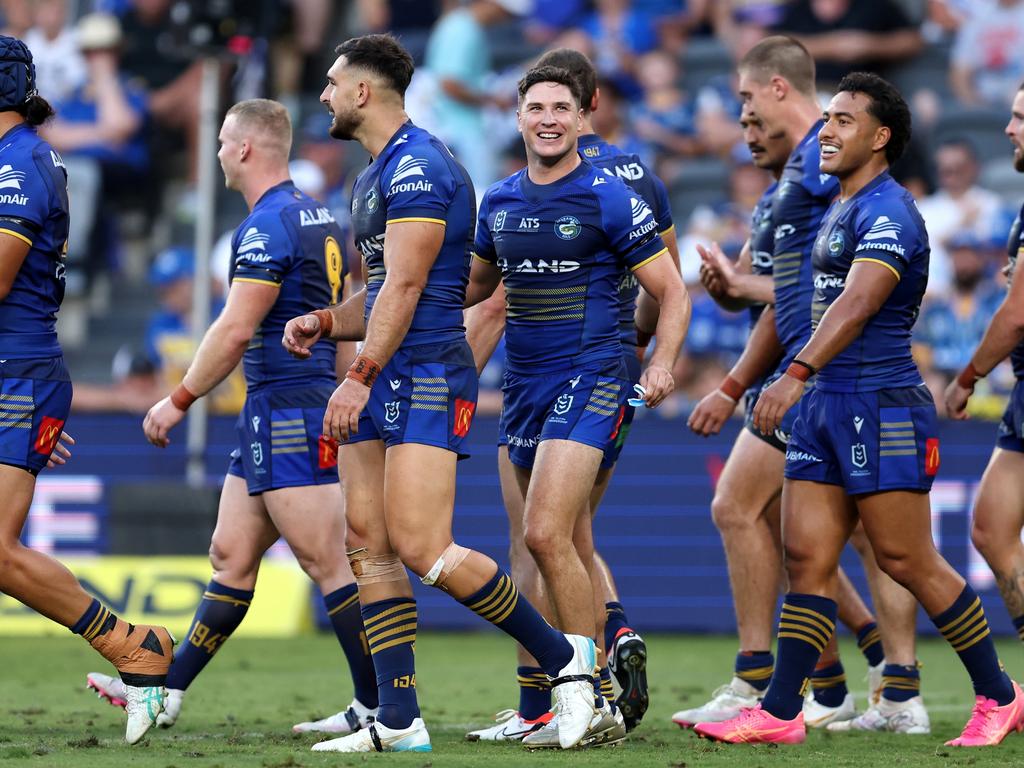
[1,632,1023,767]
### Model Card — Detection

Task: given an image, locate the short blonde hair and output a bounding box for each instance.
[225,99,292,158]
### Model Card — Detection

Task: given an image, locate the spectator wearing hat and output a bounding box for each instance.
[40,12,149,295]
[424,0,532,189]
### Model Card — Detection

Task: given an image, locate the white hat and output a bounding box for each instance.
[77,13,122,52]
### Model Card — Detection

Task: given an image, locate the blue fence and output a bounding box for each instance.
[29,411,1015,635]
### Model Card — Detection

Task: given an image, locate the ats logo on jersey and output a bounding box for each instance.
[925,438,940,476]
[34,416,64,456]
[318,435,339,469]
[453,399,476,438]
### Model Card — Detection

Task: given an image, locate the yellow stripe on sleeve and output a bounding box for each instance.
[232,277,281,287]
[472,251,493,264]
[852,257,901,281]
[630,247,668,272]
[386,217,447,226]
[0,228,32,247]
[659,224,676,239]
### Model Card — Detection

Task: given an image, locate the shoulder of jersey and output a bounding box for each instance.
[235,207,288,258]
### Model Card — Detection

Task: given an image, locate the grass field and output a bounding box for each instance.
[2,632,1024,767]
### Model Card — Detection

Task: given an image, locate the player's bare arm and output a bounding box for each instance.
[945,264,1024,418]
[283,284,368,358]
[464,253,502,309]
[464,281,506,375]
[322,219,444,442]
[635,226,680,343]
[0,231,32,299]
[698,240,774,308]
[689,306,782,437]
[144,281,279,447]
[633,250,691,407]
[753,260,897,435]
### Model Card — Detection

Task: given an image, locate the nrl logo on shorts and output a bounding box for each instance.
[851,442,867,468]
[251,441,264,466]
[554,393,573,415]
[385,401,401,423]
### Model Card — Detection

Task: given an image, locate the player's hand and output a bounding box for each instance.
[282,314,322,359]
[697,242,738,296]
[638,364,674,408]
[688,389,738,437]
[943,379,972,420]
[700,261,726,299]
[752,373,804,436]
[323,378,370,442]
[143,396,187,448]
[46,431,75,468]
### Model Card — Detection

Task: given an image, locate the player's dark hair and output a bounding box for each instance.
[335,33,414,97]
[14,93,53,126]
[739,35,816,99]
[535,49,596,113]
[517,65,582,107]
[836,71,911,166]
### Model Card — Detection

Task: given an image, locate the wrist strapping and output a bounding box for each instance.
[346,354,381,388]
[786,359,816,382]
[719,374,745,402]
[311,309,334,339]
[170,382,198,411]
[957,361,981,390]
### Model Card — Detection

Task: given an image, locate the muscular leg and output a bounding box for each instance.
[0,465,93,625]
[836,564,874,633]
[710,430,786,652]
[857,490,1014,706]
[971,448,1024,639]
[522,439,604,637]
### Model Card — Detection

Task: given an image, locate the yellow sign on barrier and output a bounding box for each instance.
[0,556,313,637]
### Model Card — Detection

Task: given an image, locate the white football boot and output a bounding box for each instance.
[549,634,599,749]
[293,699,378,734]
[311,717,431,752]
[803,691,856,728]
[671,677,762,727]
[465,709,551,741]
[124,684,165,744]
[521,701,625,750]
[827,695,931,734]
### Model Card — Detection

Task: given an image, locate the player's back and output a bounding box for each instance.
[350,122,475,348]
[0,122,69,359]
[230,180,344,391]
[474,161,666,373]
[748,181,777,328]
[772,121,838,364]
[577,133,674,348]
[811,172,928,392]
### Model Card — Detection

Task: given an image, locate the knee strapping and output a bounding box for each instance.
[347,547,406,585]
[420,542,471,590]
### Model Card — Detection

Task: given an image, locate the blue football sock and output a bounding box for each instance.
[517,665,551,721]
[760,593,837,721]
[604,601,631,650]
[856,620,884,667]
[931,584,1014,705]
[810,660,848,708]
[323,584,378,709]
[881,663,920,703]
[1013,614,1024,645]
[362,597,419,729]
[734,650,773,692]
[166,580,253,691]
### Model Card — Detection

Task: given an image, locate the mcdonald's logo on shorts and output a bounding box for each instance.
[34,416,64,456]
[925,438,940,476]
[453,399,476,438]
[318,435,339,469]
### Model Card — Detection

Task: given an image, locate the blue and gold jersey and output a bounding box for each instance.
[577,133,674,347]
[0,123,69,359]
[474,160,668,374]
[748,182,776,328]
[772,122,838,366]
[229,180,346,391]
[350,122,475,347]
[1006,204,1024,379]
[811,172,929,393]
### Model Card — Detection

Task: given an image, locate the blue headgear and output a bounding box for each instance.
[0,36,35,111]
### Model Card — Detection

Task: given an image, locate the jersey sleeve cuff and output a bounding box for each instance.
[472,251,493,264]
[852,255,902,281]
[630,246,668,272]
[386,216,447,226]
[0,226,32,247]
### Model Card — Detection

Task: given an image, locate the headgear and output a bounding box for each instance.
[0,36,36,111]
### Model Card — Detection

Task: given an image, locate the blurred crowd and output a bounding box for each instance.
[6,0,1024,420]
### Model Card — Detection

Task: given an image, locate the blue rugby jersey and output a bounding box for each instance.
[747,181,777,328]
[810,172,929,393]
[1006,204,1024,379]
[772,121,839,366]
[229,180,346,390]
[0,123,69,358]
[577,133,674,347]
[473,160,668,374]
[349,122,475,347]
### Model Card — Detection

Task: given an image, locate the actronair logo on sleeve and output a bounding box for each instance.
[0,164,25,190]
[863,215,901,241]
[630,197,653,226]
[391,154,428,184]
[237,227,271,261]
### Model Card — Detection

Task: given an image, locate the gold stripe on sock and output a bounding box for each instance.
[779,618,830,650]
[467,575,512,613]
[203,592,251,608]
[952,623,991,653]
[781,603,836,633]
[811,674,846,688]
[858,629,882,649]
[327,592,360,616]
[936,597,982,635]
[778,629,826,654]
[366,621,418,652]
[737,666,774,681]
[944,609,986,647]
[369,633,417,655]
[83,606,109,641]
[365,609,418,640]
[363,602,416,628]
[479,585,519,624]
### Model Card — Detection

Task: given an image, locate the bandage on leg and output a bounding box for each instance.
[420,541,472,590]
[347,547,407,585]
